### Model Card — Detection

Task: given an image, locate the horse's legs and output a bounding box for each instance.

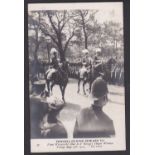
[46,80,50,96]
[50,82,55,96]
[83,80,87,95]
[59,85,63,97]
[62,85,66,101]
[89,81,92,94]
[77,78,81,93]
[60,84,66,101]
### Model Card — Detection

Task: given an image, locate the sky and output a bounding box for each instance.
[28,2,123,25]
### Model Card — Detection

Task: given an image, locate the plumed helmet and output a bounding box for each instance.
[82,62,87,66]
[50,48,58,55]
[95,48,101,53]
[91,77,108,99]
[82,49,89,54]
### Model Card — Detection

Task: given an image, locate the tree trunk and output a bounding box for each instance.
[34,44,39,62]
[57,32,66,62]
[81,12,88,49]
[59,48,65,62]
[46,44,50,63]
[84,33,88,49]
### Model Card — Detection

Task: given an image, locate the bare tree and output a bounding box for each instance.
[28,12,43,62]
[39,10,77,61]
[73,10,98,49]
[103,21,123,51]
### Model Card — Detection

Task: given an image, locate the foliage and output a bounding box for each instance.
[28,10,123,62]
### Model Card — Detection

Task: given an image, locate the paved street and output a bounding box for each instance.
[48,78,125,140]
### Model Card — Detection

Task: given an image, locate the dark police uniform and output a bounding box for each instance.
[74,77,115,138]
[73,104,115,138]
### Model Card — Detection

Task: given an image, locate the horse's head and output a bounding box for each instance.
[61,61,69,74]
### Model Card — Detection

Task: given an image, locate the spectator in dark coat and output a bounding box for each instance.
[30,95,67,139]
[73,77,115,138]
[40,96,67,139]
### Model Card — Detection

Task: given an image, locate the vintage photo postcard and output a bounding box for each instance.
[25,0,130,154]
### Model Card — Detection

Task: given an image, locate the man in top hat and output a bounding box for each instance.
[73,77,115,138]
[39,96,67,138]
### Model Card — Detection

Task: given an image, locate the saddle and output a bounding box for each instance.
[46,68,58,80]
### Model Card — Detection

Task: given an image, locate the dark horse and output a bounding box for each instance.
[41,61,69,101]
[77,58,116,95]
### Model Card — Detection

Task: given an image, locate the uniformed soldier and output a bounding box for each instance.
[73,77,115,138]
[82,49,92,68]
[46,48,59,80]
[79,62,87,79]
[93,48,102,66]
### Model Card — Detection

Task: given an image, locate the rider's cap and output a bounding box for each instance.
[95,48,101,53]
[46,96,64,111]
[50,48,57,54]
[82,62,87,66]
[82,49,89,54]
[91,77,108,99]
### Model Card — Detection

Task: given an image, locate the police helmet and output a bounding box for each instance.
[91,77,108,99]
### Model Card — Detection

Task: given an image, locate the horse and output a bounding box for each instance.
[41,61,69,101]
[77,58,117,95]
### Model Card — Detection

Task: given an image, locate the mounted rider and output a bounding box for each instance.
[93,48,102,66]
[81,49,93,70]
[92,48,105,78]
[46,48,59,80]
[79,49,92,77]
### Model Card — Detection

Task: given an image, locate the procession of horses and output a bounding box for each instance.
[29,48,124,101]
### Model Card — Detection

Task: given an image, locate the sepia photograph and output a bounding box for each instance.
[27,2,127,153]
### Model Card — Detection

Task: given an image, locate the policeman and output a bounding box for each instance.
[73,77,115,138]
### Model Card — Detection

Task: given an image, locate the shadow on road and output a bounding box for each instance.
[68,78,78,84]
[109,91,124,96]
[108,99,124,105]
[59,102,81,121]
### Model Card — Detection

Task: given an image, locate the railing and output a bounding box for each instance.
[29,60,124,86]
[68,62,82,79]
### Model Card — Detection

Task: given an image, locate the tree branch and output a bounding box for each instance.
[64,31,75,52]
[40,26,58,46]
[55,12,61,30]
[47,12,59,35]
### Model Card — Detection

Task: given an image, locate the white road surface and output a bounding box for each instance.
[50,78,126,141]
